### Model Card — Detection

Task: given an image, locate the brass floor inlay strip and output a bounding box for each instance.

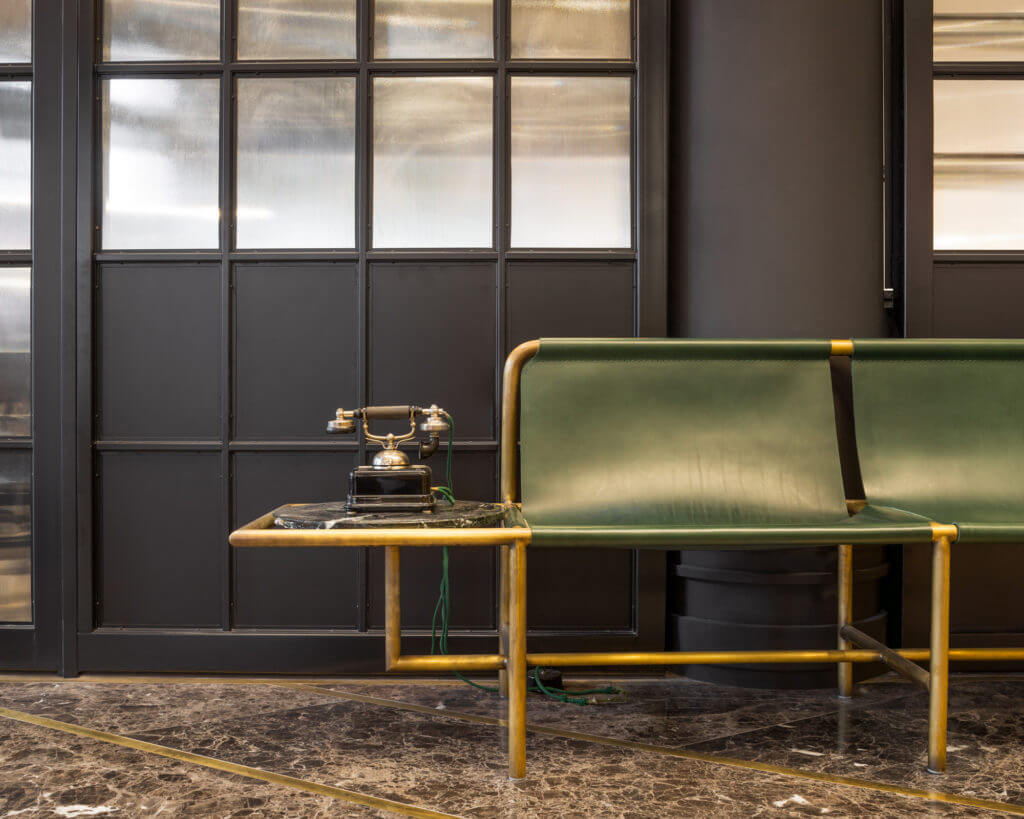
[274,683,1024,816]
[0,705,461,819]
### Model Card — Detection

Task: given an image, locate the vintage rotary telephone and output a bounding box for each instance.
[326,404,450,514]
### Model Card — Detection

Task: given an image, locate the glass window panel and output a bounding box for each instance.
[0,450,31,623]
[238,0,357,60]
[101,78,220,250]
[237,77,356,249]
[374,0,493,59]
[511,0,630,60]
[373,77,492,248]
[934,1,1024,62]
[511,76,631,248]
[0,268,30,439]
[935,80,1024,249]
[0,0,31,62]
[0,82,31,251]
[102,0,220,61]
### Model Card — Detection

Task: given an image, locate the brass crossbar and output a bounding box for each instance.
[840,625,931,689]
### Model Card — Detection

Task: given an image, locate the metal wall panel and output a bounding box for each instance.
[232,451,360,628]
[97,264,221,440]
[233,264,358,440]
[97,452,222,627]
[369,262,497,440]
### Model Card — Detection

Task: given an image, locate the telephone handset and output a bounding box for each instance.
[326,404,450,514]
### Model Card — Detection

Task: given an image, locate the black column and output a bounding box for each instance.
[668,0,891,687]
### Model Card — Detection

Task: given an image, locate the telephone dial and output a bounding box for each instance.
[327,404,450,514]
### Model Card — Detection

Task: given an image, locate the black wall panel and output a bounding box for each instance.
[97,452,221,627]
[97,264,221,440]
[234,264,358,440]
[506,261,635,348]
[931,264,1024,338]
[367,451,497,629]
[369,263,497,440]
[232,451,360,628]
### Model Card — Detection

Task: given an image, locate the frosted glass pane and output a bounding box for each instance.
[373,77,492,248]
[0,82,31,251]
[0,0,31,62]
[102,0,220,61]
[0,268,30,439]
[237,78,356,248]
[0,450,31,623]
[935,1,1024,62]
[935,81,1024,249]
[375,0,493,59]
[511,76,631,248]
[102,78,220,250]
[511,0,630,59]
[238,0,357,60]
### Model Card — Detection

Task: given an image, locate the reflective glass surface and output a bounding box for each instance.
[0,0,31,62]
[0,268,30,439]
[237,77,356,248]
[101,78,221,250]
[375,0,493,59]
[102,0,220,61]
[0,450,31,623]
[0,82,31,250]
[511,76,631,248]
[373,77,492,248]
[238,0,357,60]
[934,1,1024,62]
[935,80,1024,249]
[511,0,631,59]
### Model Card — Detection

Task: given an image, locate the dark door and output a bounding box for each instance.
[73,0,669,673]
[902,0,1024,660]
[0,0,65,671]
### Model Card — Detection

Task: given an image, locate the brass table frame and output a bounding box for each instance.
[230,338,1024,781]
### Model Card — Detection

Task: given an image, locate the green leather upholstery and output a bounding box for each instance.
[852,340,1024,543]
[519,339,935,548]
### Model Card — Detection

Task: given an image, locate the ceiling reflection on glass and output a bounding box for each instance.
[236,77,356,248]
[102,0,220,61]
[511,0,630,60]
[238,0,357,60]
[373,76,493,248]
[0,268,30,440]
[0,82,31,252]
[0,0,31,63]
[101,78,221,249]
[375,0,493,59]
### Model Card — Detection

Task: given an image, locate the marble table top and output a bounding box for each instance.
[273,499,507,530]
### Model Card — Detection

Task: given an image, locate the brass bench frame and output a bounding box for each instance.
[230,338,1024,780]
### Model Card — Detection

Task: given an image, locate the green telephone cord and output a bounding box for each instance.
[429,411,618,705]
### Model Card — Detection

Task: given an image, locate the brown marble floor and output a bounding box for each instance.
[0,673,1022,817]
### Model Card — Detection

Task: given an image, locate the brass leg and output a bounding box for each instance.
[384,546,400,671]
[928,535,951,774]
[498,544,510,698]
[508,539,527,780]
[837,544,854,698]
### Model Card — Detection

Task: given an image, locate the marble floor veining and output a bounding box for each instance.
[0,673,1023,817]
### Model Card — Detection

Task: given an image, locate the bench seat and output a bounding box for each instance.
[524,504,935,548]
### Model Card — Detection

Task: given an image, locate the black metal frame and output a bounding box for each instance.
[19,0,673,674]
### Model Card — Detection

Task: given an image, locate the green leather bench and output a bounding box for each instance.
[232,337,1024,781]
[496,338,1023,779]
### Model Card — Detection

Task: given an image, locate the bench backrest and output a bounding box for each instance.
[851,340,1024,523]
[519,339,849,527]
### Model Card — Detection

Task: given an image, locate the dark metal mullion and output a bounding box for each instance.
[0,253,33,263]
[934,62,1024,76]
[0,65,33,78]
[0,441,33,449]
[355,0,370,633]
[492,0,509,631]
[219,0,234,631]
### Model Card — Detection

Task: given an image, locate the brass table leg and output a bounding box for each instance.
[385,546,401,670]
[508,539,527,780]
[837,543,854,698]
[499,544,510,698]
[927,535,951,774]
